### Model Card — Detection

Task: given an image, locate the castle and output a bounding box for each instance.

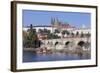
[23,17,91,39]
[23,18,91,52]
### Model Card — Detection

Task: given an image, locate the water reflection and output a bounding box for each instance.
[23,50,90,62]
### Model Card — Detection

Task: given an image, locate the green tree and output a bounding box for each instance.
[43,28,50,34]
[71,32,74,37]
[23,24,41,48]
[86,32,91,38]
[80,32,84,38]
[54,29,60,34]
[38,29,44,33]
[23,30,28,40]
[62,30,70,36]
[76,31,79,37]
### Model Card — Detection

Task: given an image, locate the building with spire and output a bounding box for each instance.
[23,17,91,39]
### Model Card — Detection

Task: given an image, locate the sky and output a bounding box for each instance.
[22,10,91,28]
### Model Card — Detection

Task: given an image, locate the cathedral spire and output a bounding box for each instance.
[51,17,54,25]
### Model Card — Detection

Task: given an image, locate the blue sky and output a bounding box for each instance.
[22,10,91,28]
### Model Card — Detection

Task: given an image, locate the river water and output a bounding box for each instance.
[23,51,90,62]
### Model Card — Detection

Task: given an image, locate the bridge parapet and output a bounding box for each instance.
[43,37,90,46]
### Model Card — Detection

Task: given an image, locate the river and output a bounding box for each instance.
[23,51,90,62]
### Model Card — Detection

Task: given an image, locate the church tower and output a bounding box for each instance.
[51,17,60,26]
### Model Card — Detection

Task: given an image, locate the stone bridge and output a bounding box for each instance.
[43,37,90,46]
[40,37,91,51]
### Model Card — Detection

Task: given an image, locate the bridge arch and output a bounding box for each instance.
[65,41,70,46]
[55,41,59,46]
[77,41,85,47]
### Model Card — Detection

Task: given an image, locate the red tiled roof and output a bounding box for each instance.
[54,24,75,28]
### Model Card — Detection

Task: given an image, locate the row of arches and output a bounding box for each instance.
[53,41,90,48]
[40,40,91,51]
[52,41,91,51]
[54,41,83,46]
